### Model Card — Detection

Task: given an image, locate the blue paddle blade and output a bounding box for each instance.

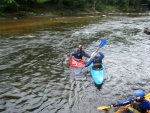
[98,38,107,49]
[76,69,82,75]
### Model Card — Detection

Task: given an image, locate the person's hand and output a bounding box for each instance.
[82,64,85,67]
[64,54,70,58]
[64,55,67,58]
[67,54,70,57]
[111,105,114,108]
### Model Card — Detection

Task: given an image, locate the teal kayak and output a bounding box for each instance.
[89,63,105,85]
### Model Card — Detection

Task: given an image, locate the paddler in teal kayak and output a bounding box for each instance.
[111,90,150,113]
[69,44,90,61]
[77,52,104,75]
[85,52,104,69]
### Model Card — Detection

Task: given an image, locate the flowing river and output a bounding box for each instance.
[0,14,150,113]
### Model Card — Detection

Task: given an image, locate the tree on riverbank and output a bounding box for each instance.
[0,0,150,17]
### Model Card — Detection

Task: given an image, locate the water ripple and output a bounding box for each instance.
[0,16,150,113]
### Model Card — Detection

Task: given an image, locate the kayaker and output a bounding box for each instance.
[69,44,90,61]
[85,52,104,69]
[111,90,150,113]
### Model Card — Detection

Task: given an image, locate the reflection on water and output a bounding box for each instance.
[0,16,104,35]
[0,15,150,113]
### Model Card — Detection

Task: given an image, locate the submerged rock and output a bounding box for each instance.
[101,15,106,17]
[144,28,150,35]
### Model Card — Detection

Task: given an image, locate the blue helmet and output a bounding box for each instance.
[134,90,145,98]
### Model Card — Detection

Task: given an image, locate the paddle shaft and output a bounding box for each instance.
[88,49,100,62]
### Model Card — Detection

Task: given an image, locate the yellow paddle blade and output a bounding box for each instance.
[145,93,150,98]
[97,106,110,110]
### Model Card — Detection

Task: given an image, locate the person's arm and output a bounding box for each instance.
[70,50,77,56]
[65,51,75,57]
[141,99,150,110]
[112,96,133,107]
[82,51,90,58]
[85,58,94,67]
[99,52,104,60]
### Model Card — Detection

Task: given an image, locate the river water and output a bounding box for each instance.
[0,15,150,113]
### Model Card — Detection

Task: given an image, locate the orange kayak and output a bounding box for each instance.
[69,56,85,68]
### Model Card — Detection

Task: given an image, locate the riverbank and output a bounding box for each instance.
[0,12,149,36]
[1,3,150,36]
[1,11,150,21]
[1,11,150,20]
[0,14,106,35]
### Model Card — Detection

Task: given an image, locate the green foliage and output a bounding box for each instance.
[145,0,150,6]
[62,0,88,8]
[5,0,15,4]
[18,11,36,16]
[4,0,19,6]
[0,0,150,15]
[33,0,51,3]
[96,4,106,11]
[74,0,87,8]
[0,5,5,15]
[105,5,118,11]
[107,0,118,5]
[119,0,130,11]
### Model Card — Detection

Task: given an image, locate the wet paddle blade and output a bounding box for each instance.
[97,106,111,110]
[98,38,107,49]
[76,69,82,75]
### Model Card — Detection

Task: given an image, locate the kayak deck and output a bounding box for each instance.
[90,63,105,85]
[69,56,85,68]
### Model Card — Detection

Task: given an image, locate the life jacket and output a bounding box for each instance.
[74,50,82,59]
[93,56,102,68]
[129,99,146,113]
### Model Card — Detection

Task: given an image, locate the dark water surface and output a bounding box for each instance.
[0,15,150,113]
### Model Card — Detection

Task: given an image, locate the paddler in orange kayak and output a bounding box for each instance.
[69,44,90,61]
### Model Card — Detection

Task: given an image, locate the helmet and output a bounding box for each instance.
[78,44,82,49]
[134,90,145,98]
